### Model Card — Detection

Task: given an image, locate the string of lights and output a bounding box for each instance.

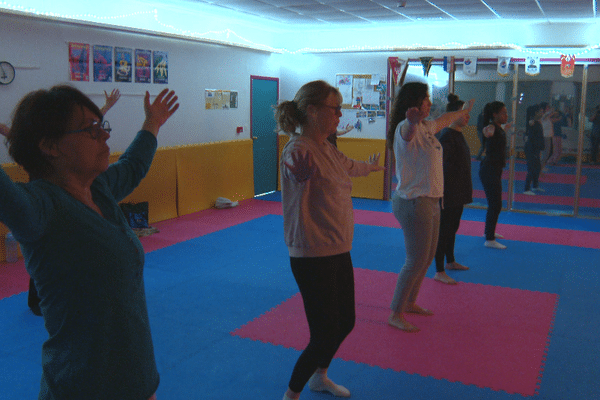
[1,1,599,57]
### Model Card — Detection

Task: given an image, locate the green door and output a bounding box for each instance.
[251,76,279,196]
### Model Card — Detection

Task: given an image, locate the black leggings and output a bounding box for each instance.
[525,148,541,191]
[479,164,503,241]
[288,253,355,393]
[435,205,464,272]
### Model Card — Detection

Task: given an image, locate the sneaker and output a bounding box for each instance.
[533,187,545,192]
[523,190,536,195]
[484,240,507,249]
[494,233,504,239]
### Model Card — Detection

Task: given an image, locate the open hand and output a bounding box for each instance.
[142,88,180,137]
[284,151,315,182]
[0,123,9,137]
[367,152,385,172]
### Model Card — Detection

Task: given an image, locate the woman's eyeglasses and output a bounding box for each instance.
[68,120,112,139]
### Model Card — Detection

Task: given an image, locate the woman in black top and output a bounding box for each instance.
[479,101,508,249]
[523,104,545,194]
[433,94,473,285]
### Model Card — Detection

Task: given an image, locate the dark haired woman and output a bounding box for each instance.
[523,104,545,195]
[276,80,383,399]
[0,85,178,399]
[433,94,473,285]
[479,101,508,249]
[386,82,473,332]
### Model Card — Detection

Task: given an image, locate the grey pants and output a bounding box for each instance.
[390,194,440,313]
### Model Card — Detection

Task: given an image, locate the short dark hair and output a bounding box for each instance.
[7,85,102,178]
[482,101,506,126]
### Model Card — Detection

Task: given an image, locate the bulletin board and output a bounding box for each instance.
[335,73,387,131]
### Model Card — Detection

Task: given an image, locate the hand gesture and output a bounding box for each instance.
[338,123,354,136]
[142,88,180,137]
[284,151,315,182]
[367,152,385,172]
[0,123,9,138]
[100,89,121,115]
[406,106,425,125]
[463,99,475,113]
[483,124,495,138]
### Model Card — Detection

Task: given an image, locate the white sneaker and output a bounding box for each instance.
[494,233,504,239]
[484,240,507,249]
[533,187,545,192]
[523,190,536,195]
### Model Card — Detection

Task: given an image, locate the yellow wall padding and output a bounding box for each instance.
[463,125,481,155]
[276,135,386,200]
[337,137,386,200]
[109,148,179,224]
[0,163,28,261]
[176,140,255,216]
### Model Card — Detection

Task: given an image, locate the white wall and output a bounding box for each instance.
[0,13,279,163]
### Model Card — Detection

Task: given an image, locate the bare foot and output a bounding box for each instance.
[406,303,434,316]
[434,271,457,285]
[388,312,420,332]
[446,262,469,271]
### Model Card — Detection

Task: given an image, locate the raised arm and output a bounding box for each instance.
[141,89,179,137]
[431,99,474,134]
[99,89,121,116]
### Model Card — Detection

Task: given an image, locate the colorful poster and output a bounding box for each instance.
[93,45,113,82]
[230,91,238,108]
[560,54,576,78]
[69,42,89,81]
[497,57,511,77]
[115,47,132,83]
[135,49,152,83]
[336,74,353,105]
[153,50,168,84]
[525,56,540,76]
[463,57,477,76]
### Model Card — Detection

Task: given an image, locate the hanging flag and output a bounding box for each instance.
[420,57,433,76]
[463,57,477,76]
[560,54,576,78]
[389,57,407,86]
[497,57,511,77]
[525,56,540,76]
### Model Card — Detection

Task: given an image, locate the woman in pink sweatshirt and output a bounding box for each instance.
[276,80,383,400]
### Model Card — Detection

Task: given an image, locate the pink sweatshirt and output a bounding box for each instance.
[280,135,373,258]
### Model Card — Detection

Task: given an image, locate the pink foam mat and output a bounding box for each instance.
[232,268,558,396]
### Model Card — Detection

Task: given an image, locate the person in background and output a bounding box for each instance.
[589,105,600,164]
[479,101,509,249]
[276,80,383,400]
[326,123,354,147]
[1,89,122,317]
[386,82,473,332]
[523,104,545,195]
[0,85,178,399]
[546,106,570,165]
[475,111,485,160]
[433,94,473,285]
[539,102,560,171]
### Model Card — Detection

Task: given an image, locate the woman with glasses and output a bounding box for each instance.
[276,80,383,400]
[20,88,122,318]
[0,85,178,400]
[386,82,473,332]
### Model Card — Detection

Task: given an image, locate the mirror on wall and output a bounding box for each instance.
[581,65,600,218]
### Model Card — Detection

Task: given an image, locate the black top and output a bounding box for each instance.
[437,127,473,207]
[525,121,544,153]
[481,124,507,169]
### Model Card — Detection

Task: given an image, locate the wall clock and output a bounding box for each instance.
[0,61,15,85]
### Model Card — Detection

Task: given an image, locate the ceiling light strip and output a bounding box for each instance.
[425,1,459,20]
[479,0,502,18]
